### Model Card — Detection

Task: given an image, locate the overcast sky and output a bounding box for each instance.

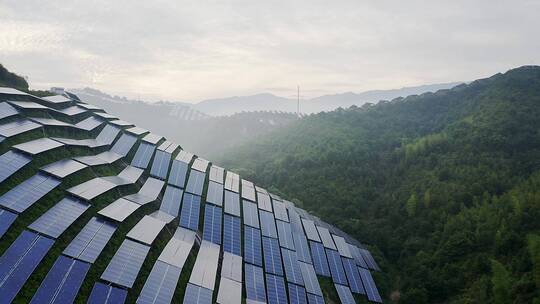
[0,1,538,102]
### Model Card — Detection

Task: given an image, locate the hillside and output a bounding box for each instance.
[218,66,540,303]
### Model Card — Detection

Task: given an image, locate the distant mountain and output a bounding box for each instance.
[192,93,296,116]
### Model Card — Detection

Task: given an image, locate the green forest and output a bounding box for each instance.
[218,66,540,303]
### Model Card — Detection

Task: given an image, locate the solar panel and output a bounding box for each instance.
[224,190,241,216]
[217,277,242,304]
[244,226,263,267]
[0,119,41,137]
[203,204,222,245]
[266,273,288,304]
[95,124,121,145]
[168,159,189,188]
[224,171,239,193]
[0,87,28,95]
[191,157,209,173]
[185,169,206,195]
[325,249,348,285]
[94,111,117,119]
[150,150,172,179]
[243,200,260,228]
[349,245,369,269]
[30,255,90,304]
[358,267,382,303]
[14,137,64,155]
[189,240,220,290]
[41,159,87,178]
[109,119,133,127]
[289,283,308,304]
[281,248,304,285]
[342,257,365,295]
[127,215,167,245]
[124,177,165,205]
[42,94,72,104]
[126,126,147,136]
[309,241,331,277]
[244,264,266,303]
[332,235,353,258]
[307,294,325,304]
[0,172,61,213]
[30,117,72,127]
[179,193,201,231]
[221,252,243,282]
[88,282,127,304]
[259,210,278,238]
[0,230,54,303]
[257,191,273,212]
[316,227,337,250]
[98,198,141,222]
[28,196,90,239]
[359,249,380,271]
[67,177,116,201]
[298,262,323,296]
[55,105,87,116]
[241,182,256,201]
[160,185,183,217]
[302,219,321,242]
[110,133,137,157]
[209,165,224,184]
[206,181,224,206]
[183,283,213,304]
[75,116,104,131]
[276,220,295,250]
[7,100,46,110]
[131,142,156,169]
[0,209,17,238]
[334,284,355,304]
[288,208,304,233]
[101,239,150,288]
[273,200,289,222]
[137,260,181,304]
[158,227,196,268]
[175,150,194,163]
[0,102,18,120]
[262,237,283,276]
[0,150,31,183]
[294,233,312,264]
[223,214,241,255]
[63,217,117,263]
[75,151,122,166]
[142,133,163,145]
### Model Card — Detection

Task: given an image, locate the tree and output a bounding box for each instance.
[491,259,512,304]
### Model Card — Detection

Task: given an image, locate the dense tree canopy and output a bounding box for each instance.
[218,66,540,303]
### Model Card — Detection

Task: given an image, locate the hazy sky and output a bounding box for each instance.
[0,1,539,102]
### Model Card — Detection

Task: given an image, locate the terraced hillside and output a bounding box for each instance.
[0,87,382,304]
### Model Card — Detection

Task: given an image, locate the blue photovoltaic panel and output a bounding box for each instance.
[203,204,222,245]
[289,283,308,304]
[185,169,206,195]
[0,230,54,303]
[349,244,369,269]
[309,241,331,277]
[63,217,117,263]
[358,267,382,303]
[224,190,240,216]
[335,284,356,304]
[307,294,325,304]
[138,260,182,304]
[0,150,31,183]
[131,142,156,169]
[110,133,137,157]
[244,225,263,267]
[262,236,283,276]
[168,160,189,188]
[281,248,304,286]
[30,255,90,304]
[273,200,289,222]
[179,193,201,231]
[206,181,223,206]
[243,200,259,228]
[276,220,295,250]
[326,249,348,285]
[360,249,380,271]
[150,150,172,179]
[183,283,213,304]
[266,273,288,304]
[223,214,241,255]
[101,239,150,288]
[0,209,17,238]
[245,264,266,303]
[28,196,90,239]
[259,210,278,238]
[0,172,61,213]
[88,282,127,304]
[160,185,183,217]
[294,233,312,264]
[299,262,323,296]
[342,257,365,294]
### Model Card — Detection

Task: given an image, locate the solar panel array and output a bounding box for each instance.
[0,88,383,303]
